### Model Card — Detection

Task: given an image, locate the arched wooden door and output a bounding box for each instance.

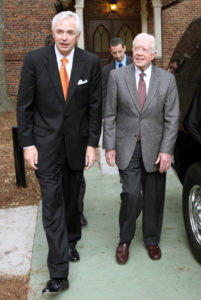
[85,17,141,67]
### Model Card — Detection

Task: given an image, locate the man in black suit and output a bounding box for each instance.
[102,37,133,118]
[44,33,88,228]
[17,11,101,295]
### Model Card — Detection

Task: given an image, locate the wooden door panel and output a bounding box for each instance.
[85,18,141,67]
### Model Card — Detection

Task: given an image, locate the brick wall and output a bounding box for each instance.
[4,0,201,101]
[162,0,201,69]
[4,0,56,103]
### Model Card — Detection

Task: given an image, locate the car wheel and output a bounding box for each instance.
[183,162,201,263]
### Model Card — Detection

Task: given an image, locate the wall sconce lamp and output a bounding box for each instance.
[54,0,75,12]
[110,0,117,13]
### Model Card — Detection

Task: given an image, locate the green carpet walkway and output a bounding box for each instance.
[27,164,201,300]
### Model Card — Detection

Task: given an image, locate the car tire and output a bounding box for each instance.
[183,162,201,263]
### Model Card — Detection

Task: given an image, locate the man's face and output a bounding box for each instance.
[168,62,178,73]
[52,17,80,56]
[133,37,156,71]
[110,44,126,62]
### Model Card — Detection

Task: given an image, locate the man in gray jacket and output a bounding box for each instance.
[103,33,179,264]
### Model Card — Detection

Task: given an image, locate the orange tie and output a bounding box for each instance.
[60,58,69,101]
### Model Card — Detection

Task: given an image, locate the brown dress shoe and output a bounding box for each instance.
[146,245,161,260]
[116,242,130,264]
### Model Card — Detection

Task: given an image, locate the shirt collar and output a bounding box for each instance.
[135,63,152,77]
[55,44,75,65]
[115,55,127,68]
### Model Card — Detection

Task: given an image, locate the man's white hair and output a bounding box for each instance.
[133,33,156,53]
[52,11,82,34]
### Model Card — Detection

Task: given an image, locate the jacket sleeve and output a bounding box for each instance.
[103,70,117,150]
[101,66,109,119]
[87,56,102,147]
[17,52,36,147]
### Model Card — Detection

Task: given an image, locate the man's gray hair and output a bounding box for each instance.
[52,11,82,34]
[133,33,156,53]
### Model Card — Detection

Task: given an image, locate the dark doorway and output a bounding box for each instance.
[84,16,140,67]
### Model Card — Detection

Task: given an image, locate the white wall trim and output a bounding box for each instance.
[141,0,147,33]
[152,0,162,58]
[75,0,85,49]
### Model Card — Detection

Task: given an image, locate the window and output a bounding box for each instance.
[118,25,133,51]
[93,25,109,53]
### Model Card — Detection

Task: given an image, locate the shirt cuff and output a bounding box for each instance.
[23,145,34,149]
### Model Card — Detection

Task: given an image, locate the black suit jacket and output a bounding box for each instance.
[101,55,133,117]
[17,45,102,171]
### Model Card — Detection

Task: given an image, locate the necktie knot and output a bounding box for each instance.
[119,63,123,68]
[62,57,68,66]
[139,72,145,79]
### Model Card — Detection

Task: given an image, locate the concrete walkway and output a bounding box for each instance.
[0,205,38,277]
[27,150,201,300]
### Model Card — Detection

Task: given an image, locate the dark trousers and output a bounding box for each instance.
[77,174,86,214]
[119,141,166,245]
[62,166,83,248]
[36,147,82,279]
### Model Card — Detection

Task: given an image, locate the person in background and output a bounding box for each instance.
[44,33,54,47]
[17,11,101,295]
[168,58,180,74]
[103,33,179,265]
[102,37,133,118]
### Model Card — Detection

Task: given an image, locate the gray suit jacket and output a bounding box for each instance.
[103,63,179,172]
[102,55,133,118]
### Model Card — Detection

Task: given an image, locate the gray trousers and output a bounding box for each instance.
[119,141,166,245]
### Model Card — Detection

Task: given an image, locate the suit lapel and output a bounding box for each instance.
[126,56,132,65]
[142,65,160,114]
[111,60,116,70]
[126,56,129,65]
[125,64,141,112]
[66,47,86,106]
[44,44,65,106]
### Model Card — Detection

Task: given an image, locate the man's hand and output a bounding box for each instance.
[85,146,96,170]
[155,152,172,173]
[24,146,38,170]
[105,149,116,167]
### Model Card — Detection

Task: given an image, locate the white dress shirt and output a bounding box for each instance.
[135,64,152,94]
[55,44,75,80]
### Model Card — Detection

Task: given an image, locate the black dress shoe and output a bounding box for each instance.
[69,247,80,262]
[80,213,88,226]
[42,278,69,295]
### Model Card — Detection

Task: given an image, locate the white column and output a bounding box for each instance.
[152,0,162,58]
[141,0,147,33]
[75,0,85,49]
